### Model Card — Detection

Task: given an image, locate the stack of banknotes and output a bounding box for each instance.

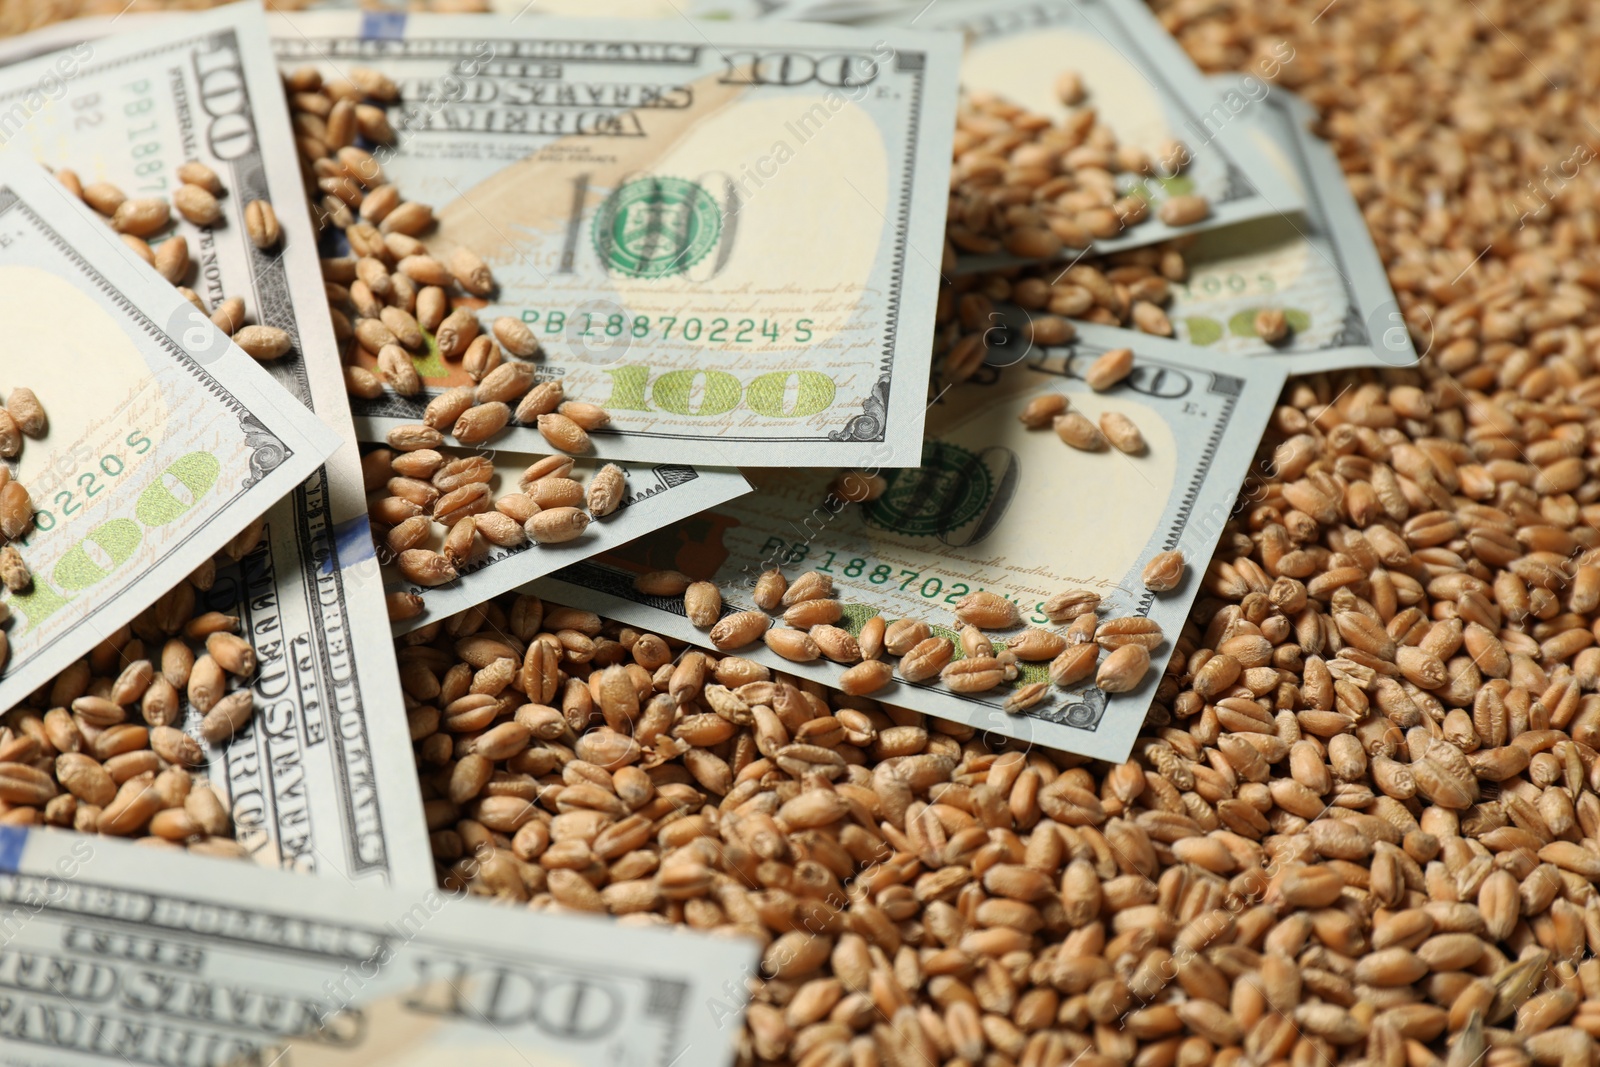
[0,1,1415,1062]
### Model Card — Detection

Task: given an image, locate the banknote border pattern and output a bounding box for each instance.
[197,22,403,884]
[828,48,928,444]
[201,27,317,411]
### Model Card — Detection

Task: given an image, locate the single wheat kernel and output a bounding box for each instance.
[154,235,189,284]
[953,590,1020,629]
[709,611,769,651]
[472,364,533,411]
[492,316,539,358]
[1100,411,1146,454]
[82,181,126,216]
[586,464,626,518]
[209,296,246,336]
[398,549,457,586]
[0,545,30,592]
[1053,411,1107,451]
[635,571,692,597]
[449,248,495,296]
[451,402,511,445]
[173,184,222,227]
[753,570,787,612]
[233,325,292,361]
[1142,550,1185,592]
[380,201,433,236]
[684,582,722,628]
[1019,393,1068,428]
[386,424,444,452]
[1084,348,1134,391]
[515,381,565,423]
[1255,308,1289,344]
[764,627,821,663]
[525,508,590,545]
[1157,194,1210,226]
[424,388,475,432]
[1095,643,1150,692]
[5,388,46,439]
[557,402,611,431]
[537,413,590,454]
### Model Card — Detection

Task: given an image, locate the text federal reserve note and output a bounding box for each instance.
[0,160,337,715]
[271,10,959,468]
[0,827,755,1067]
[534,335,1283,763]
[0,6,436,890]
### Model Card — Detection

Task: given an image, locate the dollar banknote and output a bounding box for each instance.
[533,334,1284,763]
[1148,77,1417,370]
[0,826,756,1067]
[384,448,749,634]
[0,6,436,891]
[0,158,338,711]
[270,10,960,468]
[845,0,1302,268]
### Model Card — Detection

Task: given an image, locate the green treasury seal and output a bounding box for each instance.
[865,441,998,538]
[593,176,723,279]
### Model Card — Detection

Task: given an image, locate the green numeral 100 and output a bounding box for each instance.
[603,366,836,418]
[9,451,221,633]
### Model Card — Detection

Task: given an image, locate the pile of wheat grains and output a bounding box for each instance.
[8,0,1600,1063]
[411,1,1600,1065]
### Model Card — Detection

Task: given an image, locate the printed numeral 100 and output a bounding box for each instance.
[603,365,836,418]
[9,451,221,633]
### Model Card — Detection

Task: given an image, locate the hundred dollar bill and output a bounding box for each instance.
[270,10,960,468]
[0,826,755,1067]
[384,448,749,634]
[849,0,1302,269]
[0,158,338,711]
[533,334,1283,763]
[1151,77,1417,371]
[0,6,436,891]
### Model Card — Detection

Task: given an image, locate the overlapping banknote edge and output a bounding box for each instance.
[270,9,962,469]
[532,334,1287,764]
[0,158,341,712]
[1139,76,1417,372]
[986,82,1416,374]
[0,4,439,892]
[847,0,1304,270]
[0,824,756,1067]
[386,459,751,636]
